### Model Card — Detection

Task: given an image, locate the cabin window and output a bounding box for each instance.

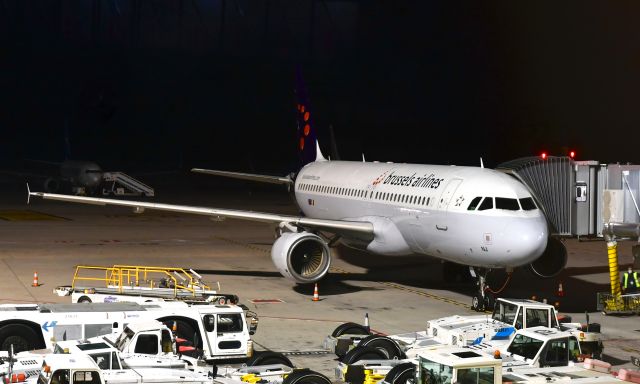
[111,351,121,369]
[495,197,520,211]
[467,196,482,211]
[135,334,159,354]
[526,308,550,328]
[456,367,495,384]
[85,324,112,339]
[54,325,82,342]
[218,313,244,333]
[519,197,537,210]
[90,353,111,369]
[544,338,569,366]
[477,197,493,211]
[73,371,100,384]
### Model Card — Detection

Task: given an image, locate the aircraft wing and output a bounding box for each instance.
[28,191,374,241]
[191,168,294,186]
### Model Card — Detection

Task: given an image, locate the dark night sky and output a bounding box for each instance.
[1,1,640,174]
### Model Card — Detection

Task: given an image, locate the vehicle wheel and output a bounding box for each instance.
[358,335,404,359]
[282,369,331,384]
[331,322,371,337]
[383,363,416,384]
[246,351,293,367]
[0,324,41,352]
[471,295,481,311]
[484,295,495,311]
[340,346,387,364]
[77,296,92,303]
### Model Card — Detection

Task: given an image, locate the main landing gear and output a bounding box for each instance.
[470,267,494,312]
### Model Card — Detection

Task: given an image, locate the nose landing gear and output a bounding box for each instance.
[469,267,513,312]
[470,268,493,312]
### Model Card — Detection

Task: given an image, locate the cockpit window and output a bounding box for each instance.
[519,197,537,210]
[495,198,520,211]
[467,197,482,211]
[477,197,493,211]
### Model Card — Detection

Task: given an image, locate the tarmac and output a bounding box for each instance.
[1,174,639,377]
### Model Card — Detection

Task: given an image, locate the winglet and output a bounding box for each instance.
[480,157,484,168]
[26,183,31,205]
[362,153,366,162]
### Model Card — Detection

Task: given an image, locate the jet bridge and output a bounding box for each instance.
[497,156,640,238]
[498,157,640,314]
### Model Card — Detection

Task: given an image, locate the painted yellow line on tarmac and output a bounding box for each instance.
[215,235,472,309]
[0,210,68,221]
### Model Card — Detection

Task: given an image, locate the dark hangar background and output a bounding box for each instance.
[1,1,639,174]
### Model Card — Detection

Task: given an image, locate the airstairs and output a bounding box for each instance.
[101,172,155,197]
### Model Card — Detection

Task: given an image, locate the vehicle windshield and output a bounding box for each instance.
[507,334,544,360]
[115,327,135,351]
[491,301,518,325]
[418,357,453,384]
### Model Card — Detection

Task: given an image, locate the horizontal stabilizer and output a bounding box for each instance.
[191,168,294,185]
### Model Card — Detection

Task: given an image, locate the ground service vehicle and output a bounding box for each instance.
[325,298,601,359]
[54,265,238,305]
[335,326,604,384]
[0,301,258,362]
[0,320,292,380]
[342,346,637,384]
[16,353,331,384]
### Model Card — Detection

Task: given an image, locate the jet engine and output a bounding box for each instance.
[528,236,567,278]
[271,232,331,283]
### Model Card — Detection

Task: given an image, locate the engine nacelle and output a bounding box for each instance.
[528,236,567,278]
[271,232,331,283]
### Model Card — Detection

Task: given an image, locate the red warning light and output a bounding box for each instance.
[541,152,547,160]
[569,150,575,159]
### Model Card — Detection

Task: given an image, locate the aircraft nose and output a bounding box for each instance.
[504,214,548,266]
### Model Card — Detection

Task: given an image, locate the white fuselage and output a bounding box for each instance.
[294,160,548,268]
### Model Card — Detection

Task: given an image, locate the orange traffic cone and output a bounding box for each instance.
[32,272,39,287]
[312,283,320,302]
[556,282,564,297]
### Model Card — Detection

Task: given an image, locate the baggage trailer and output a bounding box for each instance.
[54,265,238,305]
[0,300,257,362]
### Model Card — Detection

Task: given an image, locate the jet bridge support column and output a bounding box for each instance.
[606,239,621,298]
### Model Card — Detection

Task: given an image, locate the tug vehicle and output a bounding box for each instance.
[13,353,331,384]
[335,326,603,384]
[325,298,601,360]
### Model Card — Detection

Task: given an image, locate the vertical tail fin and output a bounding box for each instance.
[295,67,325,167]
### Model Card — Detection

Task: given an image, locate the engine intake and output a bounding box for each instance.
[528,236,567,278]
[271,232,331,283]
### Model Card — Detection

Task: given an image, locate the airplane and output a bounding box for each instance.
[18,121,104,195]
[27,70,566,311]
